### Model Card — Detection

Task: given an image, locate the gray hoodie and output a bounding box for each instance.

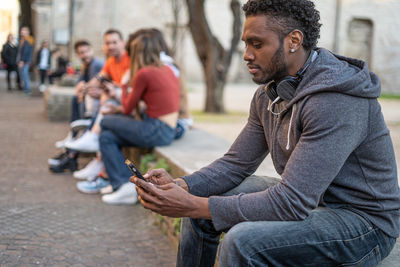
[182,48,400,237]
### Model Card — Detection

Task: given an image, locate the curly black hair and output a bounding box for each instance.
[242,0,321,50]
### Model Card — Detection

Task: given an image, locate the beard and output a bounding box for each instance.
[252,44,288,85]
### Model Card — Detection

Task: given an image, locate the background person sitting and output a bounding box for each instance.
[77,31,180,204]
[48,40,104,174]
[59,29,129,187]
[48,48,68,84]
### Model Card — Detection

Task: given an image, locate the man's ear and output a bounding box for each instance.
[287,29,304,53]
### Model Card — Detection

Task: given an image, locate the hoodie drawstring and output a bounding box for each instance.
[267,96,281,114]
[286,103,296,150]
[267,98,296,150]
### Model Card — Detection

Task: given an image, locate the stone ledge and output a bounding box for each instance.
[155,128,231,178]
[43,86,75,122]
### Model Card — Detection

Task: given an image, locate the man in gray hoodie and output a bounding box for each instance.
[132,0,400,266]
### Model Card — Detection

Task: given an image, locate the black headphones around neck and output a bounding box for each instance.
[265,50,317,102]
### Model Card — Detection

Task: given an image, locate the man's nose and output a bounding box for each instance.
[243,48,254,61]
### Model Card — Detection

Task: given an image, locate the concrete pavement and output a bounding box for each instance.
[0,73,176,266]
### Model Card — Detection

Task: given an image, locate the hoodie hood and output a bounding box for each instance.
[287,48,381,109]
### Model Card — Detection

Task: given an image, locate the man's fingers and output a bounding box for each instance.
[138,195,161,213]
[157,183,176,190]
[134,178,159,195]
[137,187,162,205]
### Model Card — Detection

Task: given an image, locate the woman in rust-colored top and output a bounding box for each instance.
[99,31,180,204]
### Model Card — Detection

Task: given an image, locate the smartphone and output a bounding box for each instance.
[125,159,146,181]
[99,76,112,84]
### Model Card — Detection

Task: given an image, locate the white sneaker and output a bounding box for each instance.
[101,182,138,205]
[70,119,92,132]
[39,84,46,93]
[55,132,73,149]
[100,185,113,194]
[65,131,99,152]
[73,158,104,180]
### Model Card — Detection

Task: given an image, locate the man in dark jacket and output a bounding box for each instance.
[131,0,400,266]
[18,26,34,96]
[1,33,21,90]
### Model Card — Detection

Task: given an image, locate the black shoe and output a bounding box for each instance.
[49,156,78,173]
[48,152,69,166]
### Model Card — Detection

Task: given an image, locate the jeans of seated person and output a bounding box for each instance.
[71,95,85,122]
[20,64,30,94]
[177,175,397,267]
[100,114,175,190]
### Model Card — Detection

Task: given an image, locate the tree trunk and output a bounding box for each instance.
[19,0,34,35]
[185,0,241,113]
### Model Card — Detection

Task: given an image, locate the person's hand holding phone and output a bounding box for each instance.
[133,177,210,219]
[127,161,211,219]
[87,86,102,99]
[134,168,174,186]
[102,80,117,98]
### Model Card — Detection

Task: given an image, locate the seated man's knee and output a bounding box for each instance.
[219,222,256,265]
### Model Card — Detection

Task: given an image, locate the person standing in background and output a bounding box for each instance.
[18,26,34,96]
[36,40,51,92]
[1,33,21,91]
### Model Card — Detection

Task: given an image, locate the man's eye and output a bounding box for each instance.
[253,43,262,49]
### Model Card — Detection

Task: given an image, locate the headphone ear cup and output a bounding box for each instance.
[265,81,278,101]
[276,77,299,101]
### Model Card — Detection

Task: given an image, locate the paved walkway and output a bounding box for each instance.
[0,73,176,266]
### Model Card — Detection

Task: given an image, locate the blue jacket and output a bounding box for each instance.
[19,40,33,64]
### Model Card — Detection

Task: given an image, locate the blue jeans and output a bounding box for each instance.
[20,64,30,94]
[177,176,396,267]
[71,95,85,122]
[100,114,175,190]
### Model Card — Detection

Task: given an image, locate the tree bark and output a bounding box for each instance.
[19,0,34,35]
[185,0,242,113]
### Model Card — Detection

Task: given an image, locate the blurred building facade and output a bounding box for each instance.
[0,0,20,46]
[5,0,400,93]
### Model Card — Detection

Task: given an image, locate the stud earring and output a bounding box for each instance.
[290,48,295,53]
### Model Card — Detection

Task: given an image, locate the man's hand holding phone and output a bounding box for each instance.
[100,78,118,98]
[87,86,102,99]
[126,161,210,218]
